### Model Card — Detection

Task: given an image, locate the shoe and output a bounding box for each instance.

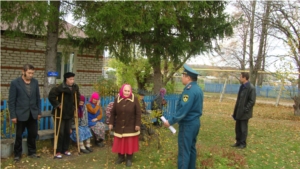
[126,154,133,167]
[97,142,105,147]
[85,146,93,152]
[231,143,240,147]
[115,154,125,164]
[54,152,62,159]
[80,148,90,154]
[95,139,103,145]
[28,154,40,158]
[64,151,71,156]
[14,156,20,162]
[237,145,246,149]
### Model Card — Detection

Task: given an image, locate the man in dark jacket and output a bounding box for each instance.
[9,64,41,162]
[232,72,256,149]
[48,72,80,159]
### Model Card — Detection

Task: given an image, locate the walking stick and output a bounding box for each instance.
[106,127,112,168]
[53,94,64,157]
[74,92,80,154]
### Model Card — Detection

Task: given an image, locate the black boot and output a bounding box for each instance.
[115,153,125,164]
[96,139,105,147]
[126,154,133,167]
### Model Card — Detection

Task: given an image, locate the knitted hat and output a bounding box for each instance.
[80,95,85,102]
[89,92,100,103]
[63,72,75,82]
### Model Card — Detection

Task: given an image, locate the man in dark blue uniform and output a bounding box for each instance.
[163,64,203,169]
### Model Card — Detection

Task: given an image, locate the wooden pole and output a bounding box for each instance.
[74,92,80,154]
[219,78,228,102]
[275,80,284,107]
[54,94,63,157]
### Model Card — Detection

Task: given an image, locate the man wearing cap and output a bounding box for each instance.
[163,64,203,169]
[48,72,80,159]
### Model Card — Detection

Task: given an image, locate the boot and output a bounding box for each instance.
[126,154,133,167]
[115,153,125,164]
[96,139,105,147]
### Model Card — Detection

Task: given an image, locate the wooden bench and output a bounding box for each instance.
[37,111,54,140]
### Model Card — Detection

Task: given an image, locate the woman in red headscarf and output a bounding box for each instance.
[109,84,141,167]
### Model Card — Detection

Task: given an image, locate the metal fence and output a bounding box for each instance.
[204,83,298,99]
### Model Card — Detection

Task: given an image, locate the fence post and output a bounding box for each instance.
[219,78,228,102]
[275,82,284,107]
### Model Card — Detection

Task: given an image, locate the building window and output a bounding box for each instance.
[56,52,74,80]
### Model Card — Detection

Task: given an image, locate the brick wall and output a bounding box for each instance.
[76,52,103,96]
[1,35,103,99]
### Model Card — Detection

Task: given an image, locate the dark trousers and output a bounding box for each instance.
[235,120,249,146]
[14,113,38,157]
[56,119,72,153]
[178,119,200,169]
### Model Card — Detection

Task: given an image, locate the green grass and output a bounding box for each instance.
[1,98,300,169]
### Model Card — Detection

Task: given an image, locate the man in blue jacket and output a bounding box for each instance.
[164,64,203,169]
[9,64,41,162]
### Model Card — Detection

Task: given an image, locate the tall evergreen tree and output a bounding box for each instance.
[73,1,233,92]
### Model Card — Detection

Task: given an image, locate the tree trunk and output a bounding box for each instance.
[136,75,150,91]
[295,34,300,116]
[255,1,270,87]
[249,1,256,85]
[152,63,162,94]
[258,25,268,86]
[297,38,300,89]
[43,1,60,98]
[293,96,300,116]
[293,48,300,116]
[241,22,248,70]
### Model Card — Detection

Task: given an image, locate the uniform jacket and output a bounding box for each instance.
[48,82,80,120]
[109,94,141,138]
[233,82,256,120]
[168,81,203,125]
[9,77,41,121]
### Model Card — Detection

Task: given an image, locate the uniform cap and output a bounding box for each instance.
[182,64,199,78]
